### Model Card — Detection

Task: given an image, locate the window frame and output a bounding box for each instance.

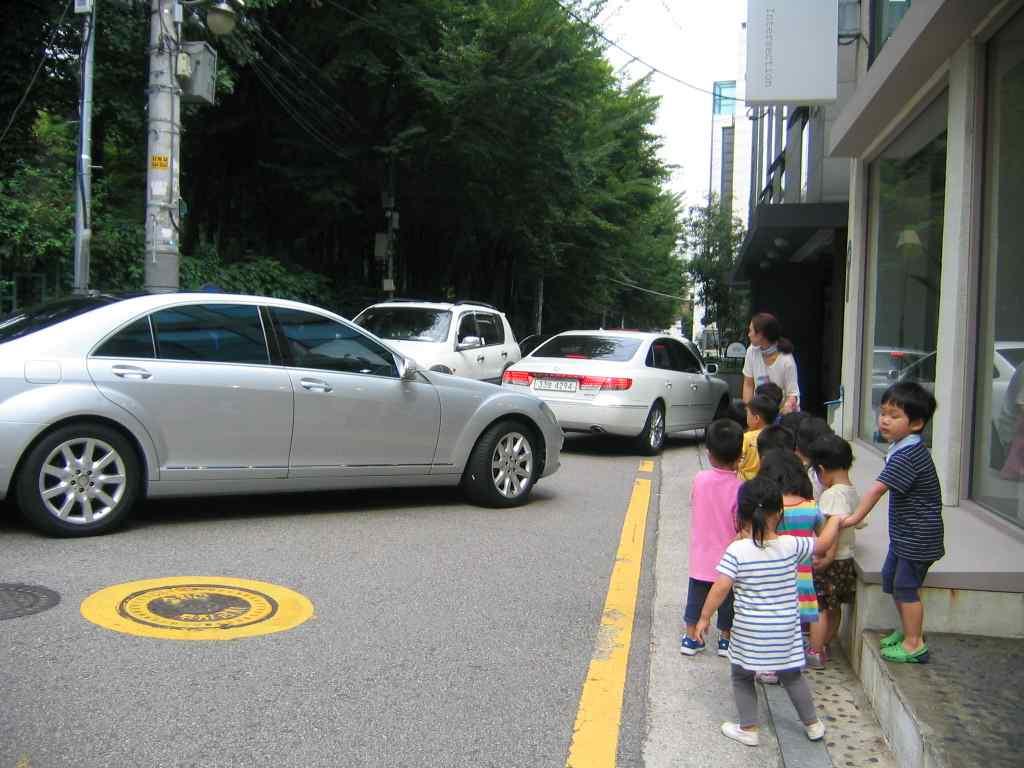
[146,302,272,366]
[90,315,157,359]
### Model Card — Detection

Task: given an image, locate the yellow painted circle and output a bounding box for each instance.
[80,576,314,640]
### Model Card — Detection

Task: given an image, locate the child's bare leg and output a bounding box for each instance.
[808,615,829,653]
[826,605,843,647]
[896,600,925,651]
[685,623,699,640]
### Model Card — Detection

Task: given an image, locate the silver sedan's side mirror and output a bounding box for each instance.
[456,336,483,351]
[398,356,420,381]
[705,363,719,375]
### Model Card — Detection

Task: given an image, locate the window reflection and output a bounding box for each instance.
[972,11,1024,529]
[862,92,947,448]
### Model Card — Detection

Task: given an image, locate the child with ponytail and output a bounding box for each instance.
[696,476,842,747]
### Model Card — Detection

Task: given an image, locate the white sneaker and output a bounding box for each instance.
[804,720,826,741]
[721,721,759,746]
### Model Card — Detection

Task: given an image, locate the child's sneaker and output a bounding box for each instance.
[721,722,759,746]
[805,648,826,669]
[804,720,826,741]
[680,636,706,656]
[755,671,778,684]
[717,637,730,657]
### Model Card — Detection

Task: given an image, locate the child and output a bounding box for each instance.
[795,417,832,501]
[696,475,842,747]
[757,424,795,456]
[680,419,745,657]
[841,382,943,664]
[755,382,784,423]
[805,434,859,669]
[737,395,779,481]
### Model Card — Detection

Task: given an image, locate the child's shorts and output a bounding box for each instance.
[881,551,934,603]
[814,558,857,610]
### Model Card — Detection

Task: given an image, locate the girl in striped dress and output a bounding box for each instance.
[696,476,842,747]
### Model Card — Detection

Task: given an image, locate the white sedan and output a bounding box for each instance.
[501,330,732,454]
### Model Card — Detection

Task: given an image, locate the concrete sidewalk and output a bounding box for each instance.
[642,436,896,768]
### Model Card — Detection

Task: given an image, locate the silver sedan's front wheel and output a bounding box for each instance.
[17,423,142,537]
[490,431,534,499]
[462,420,540,507]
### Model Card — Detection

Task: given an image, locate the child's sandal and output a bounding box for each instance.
[879,630,904,648]
[881,643,929,663]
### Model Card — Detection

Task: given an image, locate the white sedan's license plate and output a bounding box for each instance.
[533,378,578,393]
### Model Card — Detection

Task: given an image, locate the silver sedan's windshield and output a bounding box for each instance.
[355,307,452,342]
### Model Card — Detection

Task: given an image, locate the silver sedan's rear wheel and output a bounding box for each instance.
[16,423,141,537]
[462,420,540,507]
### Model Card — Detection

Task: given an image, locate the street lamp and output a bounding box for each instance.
[144,0,242,293]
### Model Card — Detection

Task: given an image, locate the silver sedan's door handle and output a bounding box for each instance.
[665,382,672,389]
[691,383,699,391]
[112,365,152,380]
[300,377,332,393]
[501,351,509,358]
[476,355,485,363]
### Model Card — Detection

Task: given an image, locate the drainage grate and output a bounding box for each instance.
[0,583,61,620]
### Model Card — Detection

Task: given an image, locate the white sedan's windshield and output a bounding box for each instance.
[355,307,452,342]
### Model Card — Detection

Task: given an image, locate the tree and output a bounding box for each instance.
[681,194,748,349]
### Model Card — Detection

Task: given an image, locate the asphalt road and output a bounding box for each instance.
[0,433,677,768]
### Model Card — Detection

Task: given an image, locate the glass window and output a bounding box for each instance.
[713,80,736,116]
[93,318,155,358]
[534,335,642,362]
[647,341,674,370]
[871,0,912,64]
[0,295,120,344]
[456,313,478,344]
[671,339,704,374]
[972,10,1024,529]
[151,304,269,364]
[272,307,398,377]
[861,91,947,448]
[474,313,505,346]
[353,306,451,343]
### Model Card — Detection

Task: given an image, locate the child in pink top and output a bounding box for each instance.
[682,419,745,656]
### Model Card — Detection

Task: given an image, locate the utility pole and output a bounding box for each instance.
[144,0,182,293]
[73,0,97,295]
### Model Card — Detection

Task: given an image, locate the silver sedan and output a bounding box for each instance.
[0,293,562,537]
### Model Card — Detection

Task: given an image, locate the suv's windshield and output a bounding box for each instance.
[532,335,641,362]
[355,307,452,343]
[0,296,120,344]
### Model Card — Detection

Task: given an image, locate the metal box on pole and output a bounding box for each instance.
[179,41,218,105]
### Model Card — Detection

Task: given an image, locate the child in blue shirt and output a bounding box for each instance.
[842,382,943,664]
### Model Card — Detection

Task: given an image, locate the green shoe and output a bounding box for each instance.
[881,643,929,663]
[880,630,905,648]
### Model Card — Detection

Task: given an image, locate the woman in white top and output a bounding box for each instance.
[742,312,800,414]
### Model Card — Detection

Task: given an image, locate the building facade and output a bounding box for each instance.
[735,0,1024,648]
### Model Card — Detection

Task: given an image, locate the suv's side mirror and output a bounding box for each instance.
[456,336,483,351]
[398,355,420,381]
[705,363,718,375]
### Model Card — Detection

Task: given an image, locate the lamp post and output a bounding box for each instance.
[144,0,240,293]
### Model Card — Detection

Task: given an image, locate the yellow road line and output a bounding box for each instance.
[638,460,655,473]
[566,477,653,768]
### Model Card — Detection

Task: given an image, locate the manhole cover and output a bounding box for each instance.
[0,583,61,620]
[80,576,314,640]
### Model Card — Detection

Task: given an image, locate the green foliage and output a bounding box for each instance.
[682,194,749,345]
[181,243,334,304]
[3,0,688,333]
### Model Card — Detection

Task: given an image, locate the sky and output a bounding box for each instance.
[594,0,748,210]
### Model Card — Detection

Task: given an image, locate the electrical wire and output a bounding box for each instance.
[609,276,688,302]
[554,0,743,102]
[0,0,74,150]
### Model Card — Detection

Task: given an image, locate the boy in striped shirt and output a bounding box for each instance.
[842,382,943,663]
